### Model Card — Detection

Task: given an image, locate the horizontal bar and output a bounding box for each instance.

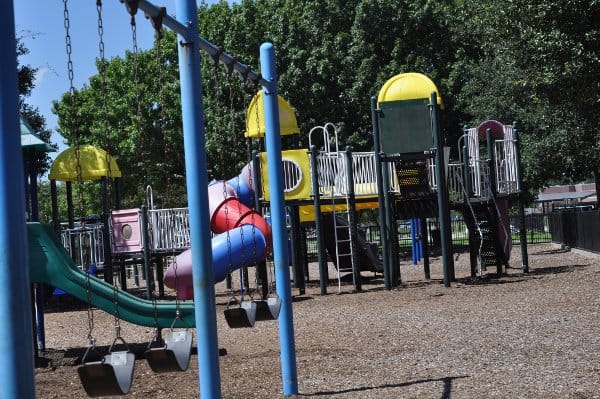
[135,0,271,88]
[138,0,188,37]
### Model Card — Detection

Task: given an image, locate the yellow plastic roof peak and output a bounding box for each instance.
[245,91,300,138]
[377,72,443,108]
[49,145,122,182]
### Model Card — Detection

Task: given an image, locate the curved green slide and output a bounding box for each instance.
[27,223,195,328]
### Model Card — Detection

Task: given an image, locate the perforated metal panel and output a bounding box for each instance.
[393,158,431,198]
[379,99,433,154]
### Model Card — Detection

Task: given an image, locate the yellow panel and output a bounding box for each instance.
[298,200,380,223]
[245,91,300,138]
[377,72,443,108]
[49,145,122,182]
[260,149,312,201]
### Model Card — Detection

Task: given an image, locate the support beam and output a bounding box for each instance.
[135,0,268,86]
[175,0,221,397]
[0,2,36,397]
[260,42,299,397]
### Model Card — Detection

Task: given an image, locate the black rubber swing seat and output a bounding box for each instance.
[145,330,193,373]
[77,351,135,397]
[254,296,282,321]
[224,301,257,328]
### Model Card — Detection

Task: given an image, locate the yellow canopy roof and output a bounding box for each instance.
[377,72,443,108]
[245,91,300,138]
[49,145,122,182]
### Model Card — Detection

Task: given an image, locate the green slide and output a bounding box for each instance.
[27,223,195,328]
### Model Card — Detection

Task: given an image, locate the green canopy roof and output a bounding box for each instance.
[20,115,56,152]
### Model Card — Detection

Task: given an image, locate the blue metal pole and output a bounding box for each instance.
[260,42,299,397]
[0,2,36,397]
[175,1,221,397]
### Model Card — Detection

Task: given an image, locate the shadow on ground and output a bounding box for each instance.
[301,375,469,398]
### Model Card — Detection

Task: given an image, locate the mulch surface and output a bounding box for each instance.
[35,244,600,398]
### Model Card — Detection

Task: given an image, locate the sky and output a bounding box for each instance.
[13,0,220,156]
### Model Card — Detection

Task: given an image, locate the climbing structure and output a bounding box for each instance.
[449,120,520,276]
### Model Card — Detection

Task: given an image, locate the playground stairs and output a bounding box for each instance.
[461,202,504,273]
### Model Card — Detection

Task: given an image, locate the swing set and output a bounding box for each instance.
[0,0,298,398]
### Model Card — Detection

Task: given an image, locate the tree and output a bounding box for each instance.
[53,31,186,209]
[17,36,53,175]
[449,0,600,193]
[57,0,600,208]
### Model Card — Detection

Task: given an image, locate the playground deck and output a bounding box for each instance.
[35,243,599,398]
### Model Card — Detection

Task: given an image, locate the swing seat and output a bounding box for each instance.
[145,330,193,373]
[224,301,257,328]
[254,296,282,321]
[77,351,135,397]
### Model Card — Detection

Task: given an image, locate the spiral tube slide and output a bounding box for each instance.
[164,224,267,299]
[164,173,272,299]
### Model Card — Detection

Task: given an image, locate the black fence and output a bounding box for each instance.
[549,209,600,253]
[303,213,552,262]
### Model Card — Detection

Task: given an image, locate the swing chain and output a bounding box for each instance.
[63,0,85,219]
[130,13,147,182]
[97,0,113,195]
[85,272,95,344]
[122,0,139,17]
[172,253,181,313]
[228,73,237,149]
[155,31,171,204]
[150,7,166,38]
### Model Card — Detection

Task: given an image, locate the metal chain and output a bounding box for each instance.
[253,83,275,294]
[172,252,181,314]
[156,34,172,206]
[63,0,85,220]
[97,0,113,197]
[131,14,147,183]
[64,0,94,345]
[228,73,238,149]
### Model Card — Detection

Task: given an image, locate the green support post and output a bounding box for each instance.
[310,145,328,295]
[462,131,477,277]
[382,163,400,286]
[141,205,153,300]
[432,92,453,286]
[289,206,305,295]
[370,97,391,290]
[513,123,529,273]
[420,217,430,280]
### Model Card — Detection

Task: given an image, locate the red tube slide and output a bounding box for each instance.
[163,178,272,299]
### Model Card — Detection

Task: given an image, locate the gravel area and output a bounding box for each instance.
[35,243,600,398]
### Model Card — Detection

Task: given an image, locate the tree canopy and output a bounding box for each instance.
[17,36,53,175]
[52,0,600,208]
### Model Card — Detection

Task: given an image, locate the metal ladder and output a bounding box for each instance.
[331,196,355,292]
[309,123,357,292]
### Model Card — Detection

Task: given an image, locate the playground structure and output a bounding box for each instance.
[1,0,298,398]
[56,74,530,299]
[242,72,530,292]
[0,1,533,397]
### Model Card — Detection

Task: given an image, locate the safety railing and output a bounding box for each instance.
[147,207,191,252]
[61,223,105,270]
[311,151,382,197]
[494,138,519,195]
[446,163,465,203]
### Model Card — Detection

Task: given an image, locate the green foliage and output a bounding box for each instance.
[17,36,53,175]
[51,0,600,209]
[449,0,600,190]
